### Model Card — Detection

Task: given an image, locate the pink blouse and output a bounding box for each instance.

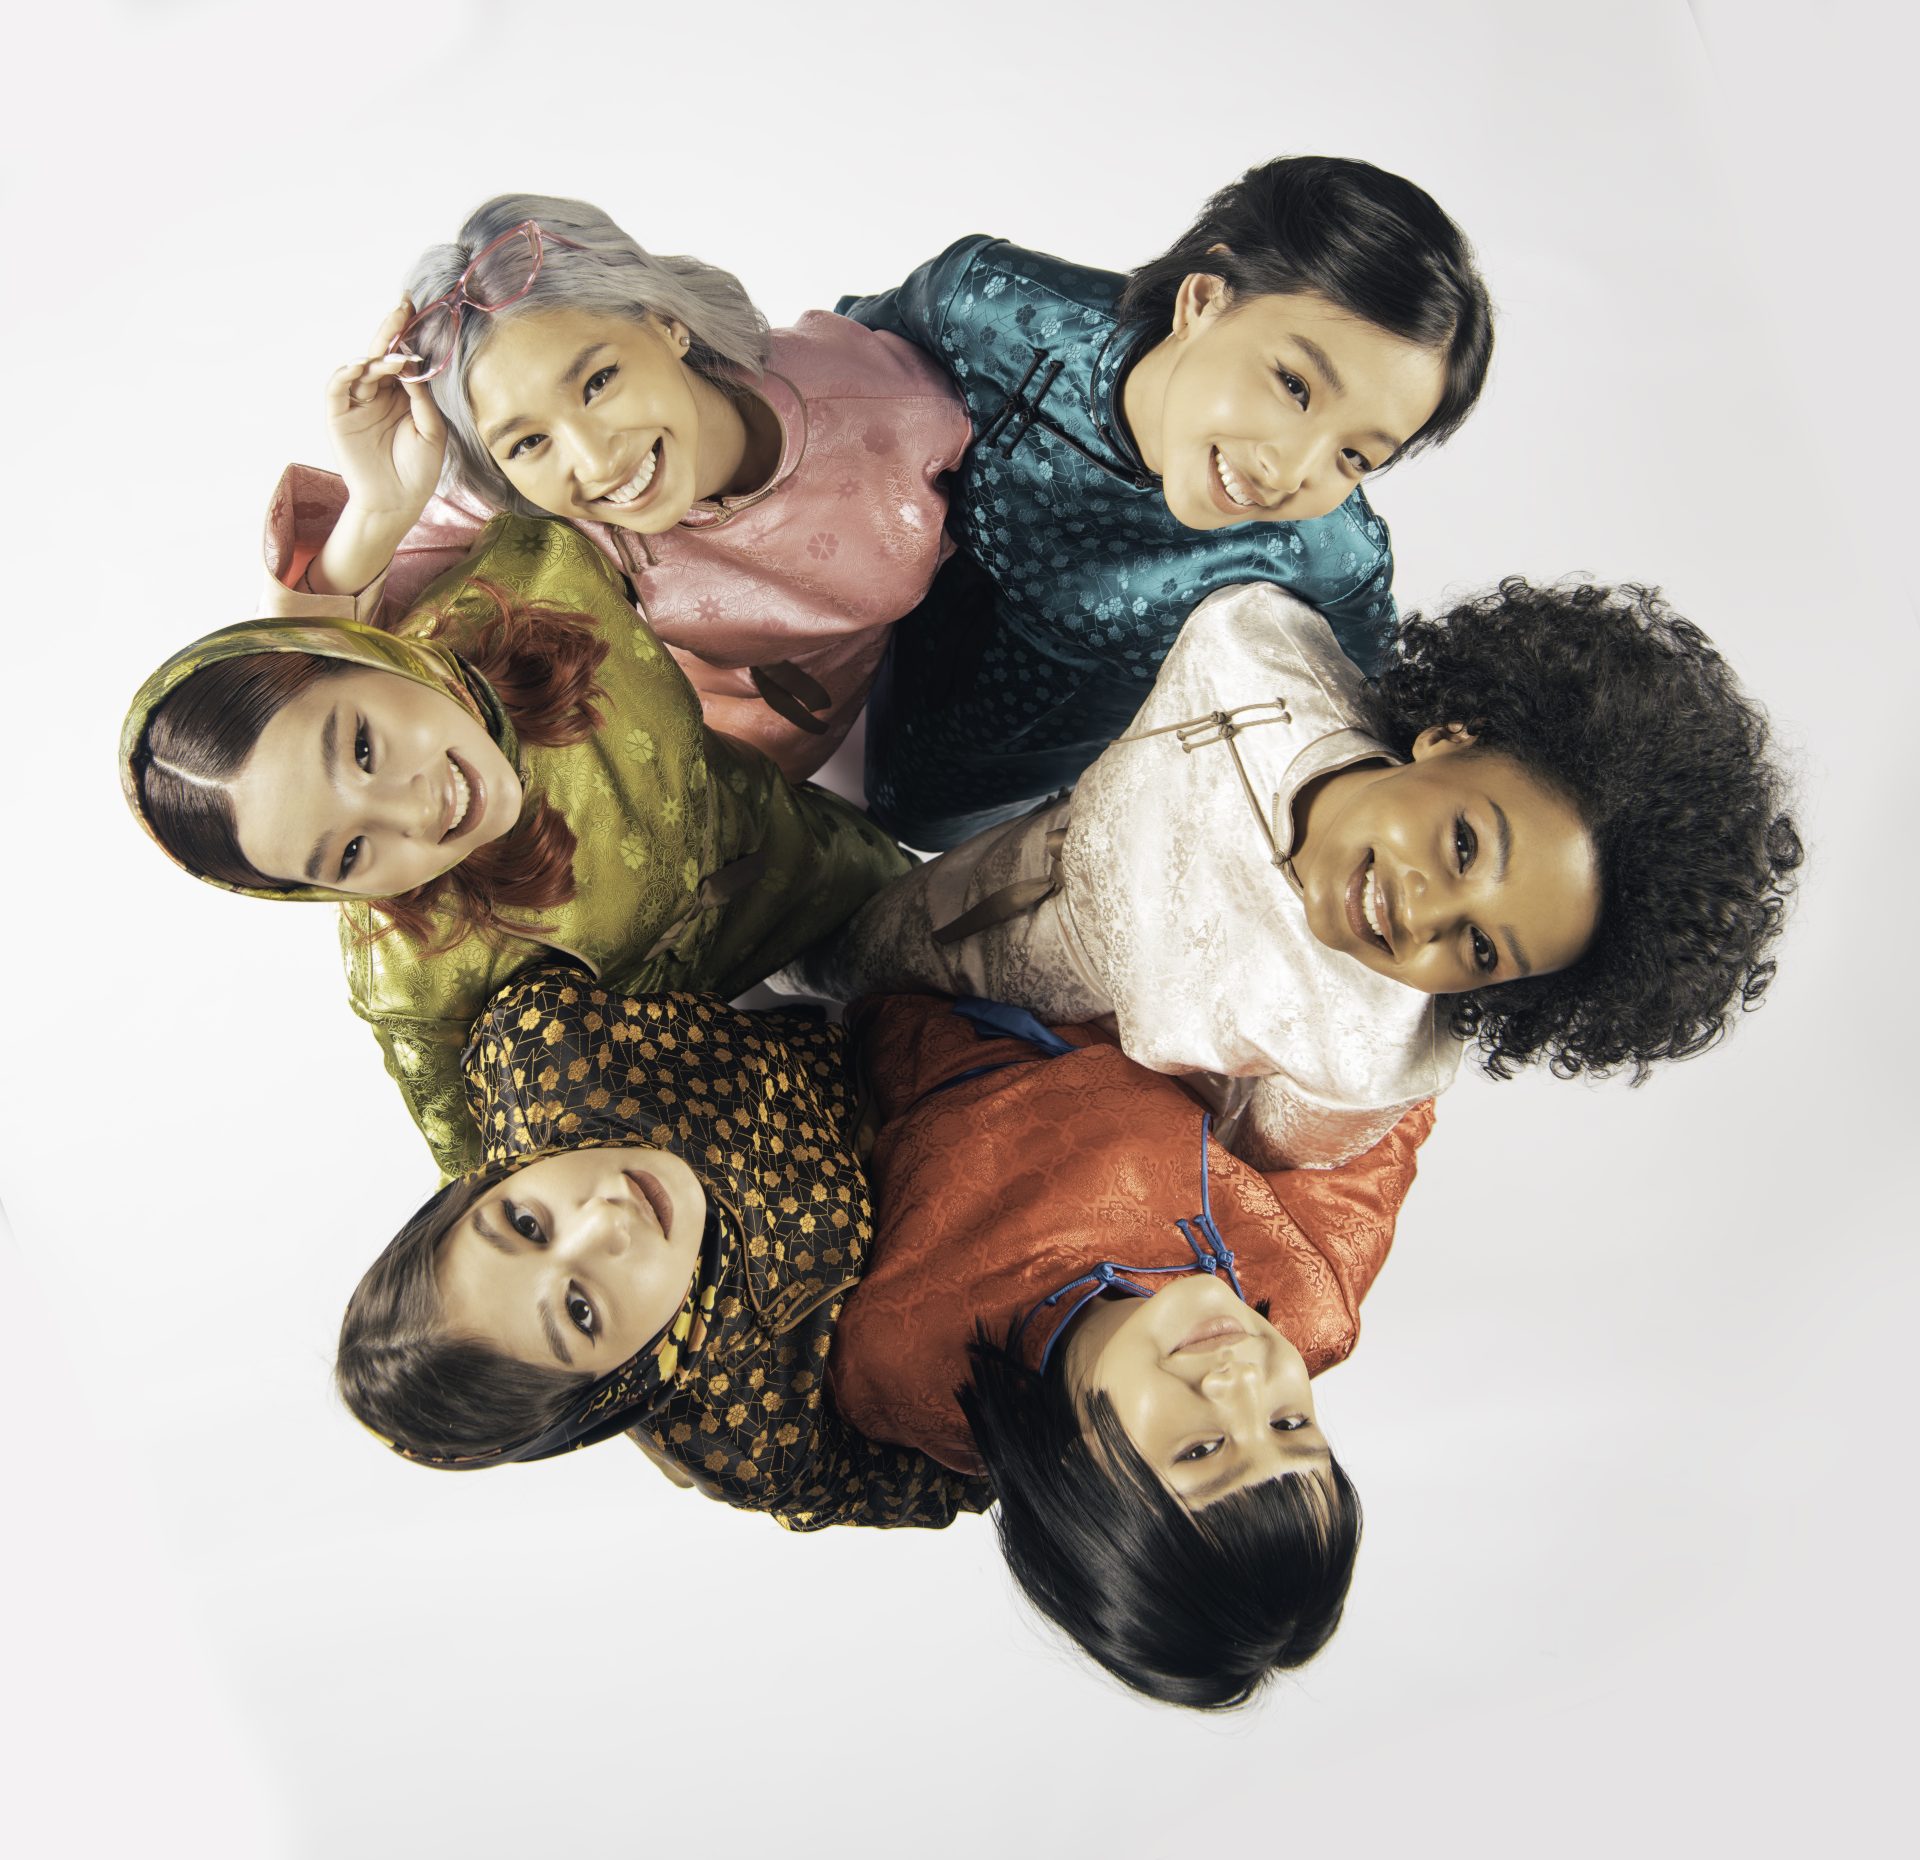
[262,311,970,779]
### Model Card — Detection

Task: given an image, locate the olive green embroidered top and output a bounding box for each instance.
[121,517,911,1176]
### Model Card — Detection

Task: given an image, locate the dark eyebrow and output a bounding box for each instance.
[481,344,610,448]
[1188,1439,1331,1506]
[471,1206,514,1256]
[1288,335,1406,454]
[1292,334,1345,395]
[1486,799,1533,976]
[301,708,340,882]
[537,1299,574,1367]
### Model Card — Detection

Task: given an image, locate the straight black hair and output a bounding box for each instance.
[1117,155,1494,457]
[960,1322,1361,1710]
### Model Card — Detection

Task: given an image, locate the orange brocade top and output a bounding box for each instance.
[830,995,1435,1476]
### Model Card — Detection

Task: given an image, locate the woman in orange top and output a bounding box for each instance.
[338,977,1430,1709]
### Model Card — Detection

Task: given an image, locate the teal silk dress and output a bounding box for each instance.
[839,236,1399,847]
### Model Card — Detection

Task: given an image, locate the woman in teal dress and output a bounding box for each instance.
[842,155,1494,847]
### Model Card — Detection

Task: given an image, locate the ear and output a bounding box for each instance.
[1170,267,1233,338]
[658,316,692,354]
[1408,721,1480,760]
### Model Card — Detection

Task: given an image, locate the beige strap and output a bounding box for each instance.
[931,826,1069,945]
[639,848,772,962]
[1119,699,1292,870]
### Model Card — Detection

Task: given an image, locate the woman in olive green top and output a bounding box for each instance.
[120,516,910,1177]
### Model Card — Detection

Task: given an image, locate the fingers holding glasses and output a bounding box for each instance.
[325,307,446,525]
[367,296,416,358]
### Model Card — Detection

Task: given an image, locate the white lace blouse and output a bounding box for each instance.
[1056,581,1460,1167]
[782,581,1461,1167]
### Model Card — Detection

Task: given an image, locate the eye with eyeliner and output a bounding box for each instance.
[1454,813,1478,873]
[505,431,546,462]
[565,1282,598,1340]
[338,836,364,881]
[1176,1437,1225,1465]
[584,364,617,401]
[1274,366,1309,410]
[501,1198,545,1244]
[353,717,373,773]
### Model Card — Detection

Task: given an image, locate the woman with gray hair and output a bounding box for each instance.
[258,193,970,779]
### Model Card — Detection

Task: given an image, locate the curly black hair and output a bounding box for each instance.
[1364,578,1802,1082]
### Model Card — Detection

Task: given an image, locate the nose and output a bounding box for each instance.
[561,419,623,497]
[1200,1349,1262,1402]
[1398,863,1475,947]
[367,764,443,842]
[1254,435,1316,502]
[556,1195,632,1266]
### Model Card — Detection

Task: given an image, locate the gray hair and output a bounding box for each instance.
[406,193,771,512]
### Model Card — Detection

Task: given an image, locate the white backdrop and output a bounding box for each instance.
[3,2,1913,1855]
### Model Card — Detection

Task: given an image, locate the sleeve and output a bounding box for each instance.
[645,1342,994,1533]
[338,913,545,1182]
[1259,1099,1436,1315]
[260,463,496,628]
[833,234,993,355]
[1202,1070,1424,1173]
[353,1002,488,1182]
[1310,526,1399,680]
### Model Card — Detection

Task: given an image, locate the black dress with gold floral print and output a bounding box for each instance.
[461,967,992,1530]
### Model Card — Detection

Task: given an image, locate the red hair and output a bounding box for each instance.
[137,584,611,953]
[367,583,609,951]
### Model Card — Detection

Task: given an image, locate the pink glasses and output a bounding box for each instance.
[388,220,588,383]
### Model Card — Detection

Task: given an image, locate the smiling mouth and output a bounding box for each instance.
[625,1169,675,1239]
[1211,447,1267,511]
[1345,853,1393,955]
[439,752,477,842]
[595,438,663,509]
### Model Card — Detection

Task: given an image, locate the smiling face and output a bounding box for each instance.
[227,665,523,896]
[436,1147,708,1374]
[1072,1275,1330,1511]
[1291,731,1603,995]
[463,305,726,532]
[1123,278,1447,529]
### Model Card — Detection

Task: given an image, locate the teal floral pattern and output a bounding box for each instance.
[840,236,1397,847]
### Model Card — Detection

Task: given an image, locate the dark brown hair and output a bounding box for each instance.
[133,585,609,952]
[336,1168,588,1463]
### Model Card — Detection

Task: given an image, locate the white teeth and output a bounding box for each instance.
[600,442,660,506]
[445,756,471,837]
[1214,448,1257,508]
[1361,867,1386,942]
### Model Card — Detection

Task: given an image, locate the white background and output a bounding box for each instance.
[2,1,1913,1854]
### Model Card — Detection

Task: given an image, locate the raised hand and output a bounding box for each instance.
[326,298,448,524]
[305,301,450,598]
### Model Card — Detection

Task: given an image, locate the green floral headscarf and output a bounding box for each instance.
[119,613,518,903]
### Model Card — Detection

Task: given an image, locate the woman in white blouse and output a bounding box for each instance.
[781,576,1800,1167]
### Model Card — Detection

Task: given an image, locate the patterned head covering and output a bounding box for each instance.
[118,614,517,902]
[368,1134,725,1471]
[373,978,871,1474]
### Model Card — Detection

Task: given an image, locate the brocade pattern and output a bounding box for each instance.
[464,971,992,1529]
[839,236,1398,846]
